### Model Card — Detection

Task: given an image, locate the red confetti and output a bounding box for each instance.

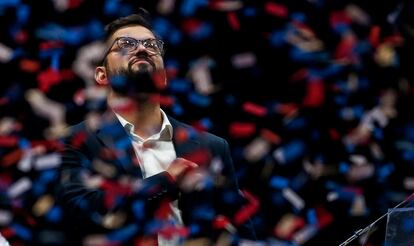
[31,140,63,151]
[260,129,281,144]
[68,0,83,9]
[229,122,256,138]
[328,128,341,140]
[39,41,64,51]
[227,12,240,31]
[315,205,333,229]
[233,190,259,225]
[158,225,189,239]
[60,69,76,80]
[135,236,158,246]
[0,136,18,147]
[213,215,231,229]
[181,19,202,35]
[174,127,189,144]
[101,180,133,209]
[37,68,62,93]
[334,35,357,62]
[265,2,288,18]
[71,131,87,148]
[182,148,211,166]
[20,59,41,73]
[242,102,267,117]
[368,26,381,47]
[330,11,352,28]
[154,199,172,220]
[1,149,23,167]
[191,120,208,132]
[274,103,298,116]
[383,33,404,45]
[303,78,325,107]
[149,94,175,107]
[0,227,15,238]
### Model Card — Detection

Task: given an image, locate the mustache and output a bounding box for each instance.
[129,53,156,69]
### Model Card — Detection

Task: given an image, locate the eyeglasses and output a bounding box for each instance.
[101,36,164,63]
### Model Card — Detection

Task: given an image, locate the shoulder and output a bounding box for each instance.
[67,121,88,134]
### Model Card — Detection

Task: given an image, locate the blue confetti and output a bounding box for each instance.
[172,103,184,115]
[132,201,145,220]
[12,223,32,241]
[180,0,209,17]
[339,162,349,173]
[307,209,318,225]
[270,176,289,189]
[188,92,211,107]
[169,79,192,93]
[46,206,62,223]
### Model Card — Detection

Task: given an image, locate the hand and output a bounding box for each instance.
[166,157,198,183]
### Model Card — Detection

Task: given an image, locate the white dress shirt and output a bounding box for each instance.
[115,109,183,246]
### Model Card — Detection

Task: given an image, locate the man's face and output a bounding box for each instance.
[102,25,166,95]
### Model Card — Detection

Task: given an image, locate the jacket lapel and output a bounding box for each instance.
[168,116,201,159]
[95,112,143,178]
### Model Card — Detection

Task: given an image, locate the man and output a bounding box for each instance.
[58,9,255,245]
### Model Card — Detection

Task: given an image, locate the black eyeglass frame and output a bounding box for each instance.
[100,36,165,65]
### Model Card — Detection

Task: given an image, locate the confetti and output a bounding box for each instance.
[1,1,413,245]
[244,137,271,162]
[0,43,14,63]
[7,177,31,199]
[282,188,304,211]
[231,52,257,69]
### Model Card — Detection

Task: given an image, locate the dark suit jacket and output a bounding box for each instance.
[57,111,254,245]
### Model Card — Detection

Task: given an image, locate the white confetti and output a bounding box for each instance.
[244,137,270,162]
[404,177,414,190]
[282,188,305,210]
[0,210,12,226]
[157,0,176,15]
[327,192,339,202]
[34,153,61,170]
[0,117,16,135]
[51,0,69,12]
[292,225,317,245]
[0,43,13,63]
[231,52,257,69]
[210,157,223,174]
[17,151,33,172]
[25,89,66,130]
[8,177,31,199]
[73,41,105,86]
[188,57,215,95]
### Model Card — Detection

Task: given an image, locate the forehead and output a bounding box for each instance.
[109,25,156,42]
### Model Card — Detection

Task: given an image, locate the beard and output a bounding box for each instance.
[107,62,165,97]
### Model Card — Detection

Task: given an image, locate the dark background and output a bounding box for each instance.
[2,0,414,245]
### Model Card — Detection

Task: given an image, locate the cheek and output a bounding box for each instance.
[108,56,128,69]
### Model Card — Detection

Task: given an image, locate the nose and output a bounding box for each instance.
[132,42,148,54]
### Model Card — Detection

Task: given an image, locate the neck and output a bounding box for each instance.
[108,91,162,139]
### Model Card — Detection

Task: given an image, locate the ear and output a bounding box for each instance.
[95,66,109,85]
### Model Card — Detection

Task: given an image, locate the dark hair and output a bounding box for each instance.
[104,8,154,42]
[100,8,158,65]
